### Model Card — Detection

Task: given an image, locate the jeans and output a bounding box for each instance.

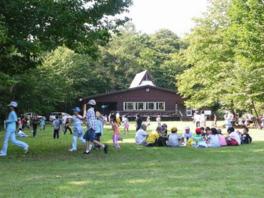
[53,129,59,139]
[71,135,86,150]
[1,128,28,155]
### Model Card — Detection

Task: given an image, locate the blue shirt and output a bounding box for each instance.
[95,119,103,134]
[72,115,83,129]
[6,111,17,131]
[86,107,96,130]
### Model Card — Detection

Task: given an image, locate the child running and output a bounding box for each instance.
[69,107,86,152]
[0,101,29,157]
[112,117,121,149]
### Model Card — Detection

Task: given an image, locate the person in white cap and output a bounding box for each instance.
[0,101,29,157]
[83,99,108,154]
[69,107,86,152]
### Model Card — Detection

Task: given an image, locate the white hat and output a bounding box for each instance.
[88,99,96,106]
[8,101,18,108]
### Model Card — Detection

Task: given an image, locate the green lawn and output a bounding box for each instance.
[0,122,264,198]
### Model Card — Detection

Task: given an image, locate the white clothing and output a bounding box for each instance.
[166,133,179,147]
[135,129,148,145]
[207,134,220,148]
[230,131,241,145]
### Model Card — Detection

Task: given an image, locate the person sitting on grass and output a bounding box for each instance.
[135,123,148,145]
[69,107,86,152]
[241,126,252,144]
[217,129,227,147]
[207,128,220,148]
[182,126,193,141]
[157,123,168,146]
[193,128,207,148]
[166,127,180,147]
[146,126,161,147]
[17,128,28,138]
[226,127,241,146]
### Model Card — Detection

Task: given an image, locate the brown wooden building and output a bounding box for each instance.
[82,71,188,119]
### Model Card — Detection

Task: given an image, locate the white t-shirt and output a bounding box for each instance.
[230,131,241,145]
[207,134,220,148]
[166,133,179,147]
[135,129,148,145]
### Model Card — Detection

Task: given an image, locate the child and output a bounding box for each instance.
[207,128,220,148]
[122,115,129,135]
[69,107,86,152]
[192,128,207,148]
[166,127,180,147]
[226,127,240,146]
[52,115,61,139]
[0,101,29,157]
[217,129,227,147]
[135,124,148,145]
[64,118,72,135]
[39,116,46,131]
[146,126,160,147]
[241,126,252,144]
[182,126,193,141]
[17,128,28,138]
[95,111,104,142]
[112,117,121,149]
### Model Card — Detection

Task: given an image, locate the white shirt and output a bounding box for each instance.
[166,133,179,147]
[207,134,220,148]
[135,129,148,145]
[230,131,241,145]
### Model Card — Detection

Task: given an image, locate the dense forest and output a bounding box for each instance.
[1,0,264,118]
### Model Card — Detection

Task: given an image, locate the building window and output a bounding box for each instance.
[123,102,165,111]
[125,102,135,111]
[157,102,165,110]
[146,102,155,110]
[137,102,145,111]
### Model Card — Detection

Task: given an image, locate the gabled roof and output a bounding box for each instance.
[129,70,155,88]
[83,85,179,101]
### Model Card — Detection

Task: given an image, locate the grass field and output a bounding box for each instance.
[0,121,264,198]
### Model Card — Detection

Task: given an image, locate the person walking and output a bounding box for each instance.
[83,99,108,155]
[0,101,29,157]
[64,118,72,135]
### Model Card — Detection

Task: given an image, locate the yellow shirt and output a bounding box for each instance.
[146,131,160,144]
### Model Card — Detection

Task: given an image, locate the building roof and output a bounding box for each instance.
[129,70,155,88]
[83,85,179,101]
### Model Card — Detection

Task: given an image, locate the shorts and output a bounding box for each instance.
[95,133,101,141]
[83,128,95,142]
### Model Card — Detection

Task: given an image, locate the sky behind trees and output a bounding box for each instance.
[128,0,209,36]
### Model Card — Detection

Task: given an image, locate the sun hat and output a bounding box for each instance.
[8,101,18,108]
[87,99,96,106]
[72,107,81,113]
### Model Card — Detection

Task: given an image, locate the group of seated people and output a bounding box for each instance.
[135,123,252,148]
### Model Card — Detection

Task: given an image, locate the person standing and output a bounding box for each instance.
[136,114,143,131]
[39,116,46,131]
[32,114,38,137]
[52,115,61,139]
[83,99,108,155]
[0,101,29,157]
[64,118,72,135]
